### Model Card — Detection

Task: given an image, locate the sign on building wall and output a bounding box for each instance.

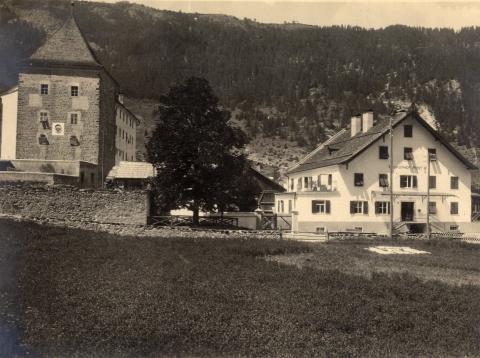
[52,123,65,136]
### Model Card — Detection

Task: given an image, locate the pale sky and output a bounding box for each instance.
[85,1,480,29]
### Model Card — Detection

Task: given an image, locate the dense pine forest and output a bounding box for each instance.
[2,0,480,174]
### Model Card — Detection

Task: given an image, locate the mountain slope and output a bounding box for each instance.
[2,0,480,178]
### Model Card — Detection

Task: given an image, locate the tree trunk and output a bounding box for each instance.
[192,205,200,226]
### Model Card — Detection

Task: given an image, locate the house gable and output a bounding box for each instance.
[288,110,476,175]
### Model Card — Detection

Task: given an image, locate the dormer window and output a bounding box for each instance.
[327,145,339,155]
[40,84,49,95]
[38,134,49,145]
[71,86,79,97]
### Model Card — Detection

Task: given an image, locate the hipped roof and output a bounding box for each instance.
[29,16,101,68]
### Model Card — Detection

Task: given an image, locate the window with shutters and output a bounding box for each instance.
[379,146,389,159]
[451,176,459,189]
[354,173,364,186]
[350,201,368,214]
[379,174,389,187]
[312,200,331,214]
[404,125,413,137]
[428,148,437,161]
[429,176,436,189]
[304,177,312,190]
[375,201,390,214]
[429,201,437,214]
[39,111,49,129]
[297,178,302,190]
[400,175,417,188]
[404,147,414,160]
[450,202,459,215]
[317,174,333,191]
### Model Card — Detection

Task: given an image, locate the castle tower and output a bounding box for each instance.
[15,9,118,185]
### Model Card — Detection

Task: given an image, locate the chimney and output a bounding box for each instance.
[362,110,374,133]
[351,114,362,137]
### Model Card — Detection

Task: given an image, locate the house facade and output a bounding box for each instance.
[275,110,476,234]
[0,86,18,159]
[0,10,140,187]
[115,97,139,164]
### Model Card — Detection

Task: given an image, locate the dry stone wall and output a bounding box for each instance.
[0,184,150,225]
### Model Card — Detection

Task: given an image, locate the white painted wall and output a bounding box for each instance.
[0,88,18,159]
[276,115,472,230]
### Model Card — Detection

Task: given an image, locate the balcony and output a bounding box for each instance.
[297,180,337,192]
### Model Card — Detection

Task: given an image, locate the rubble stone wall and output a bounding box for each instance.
[0,184,150,225]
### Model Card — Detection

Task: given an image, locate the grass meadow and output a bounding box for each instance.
[0,218,479,357]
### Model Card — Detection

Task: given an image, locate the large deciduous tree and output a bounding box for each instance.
[146,77,253,224]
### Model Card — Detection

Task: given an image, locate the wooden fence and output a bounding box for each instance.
[152,215,239,228]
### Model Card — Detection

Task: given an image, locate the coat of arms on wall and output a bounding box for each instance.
[52,123,65,136]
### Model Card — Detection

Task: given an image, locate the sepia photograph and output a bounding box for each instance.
[0,0,480,356]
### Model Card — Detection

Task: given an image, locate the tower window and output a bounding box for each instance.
[40,84,49,95]
[70,113,78,124]
[70,136,80,146]
[38,134,49,145]
[71,86,79,97]
[39,111,49,129]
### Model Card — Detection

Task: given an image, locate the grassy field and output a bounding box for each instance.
[1,218,480,357]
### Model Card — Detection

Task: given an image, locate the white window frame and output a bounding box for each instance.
[352,201,365,214]
[400,175,417,188]
[312,200,330,214]
[39,111,49,122]
[375,201,390,215]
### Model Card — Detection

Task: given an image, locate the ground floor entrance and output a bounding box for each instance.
[401,202,415,221]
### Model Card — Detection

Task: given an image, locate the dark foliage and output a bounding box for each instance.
[146,77,251,220]
[3,0,480,147]
[1,218,480,357]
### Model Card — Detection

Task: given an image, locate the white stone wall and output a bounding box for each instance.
[0,89,18,159]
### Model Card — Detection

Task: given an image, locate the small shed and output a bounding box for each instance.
[106,161,156,189]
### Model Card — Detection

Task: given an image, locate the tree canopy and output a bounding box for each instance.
[146,77,254,223]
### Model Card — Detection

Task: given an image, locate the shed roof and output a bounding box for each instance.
[288,110,476,174]
[107,161,156,180]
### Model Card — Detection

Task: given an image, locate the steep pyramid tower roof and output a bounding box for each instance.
[29,14,101,68]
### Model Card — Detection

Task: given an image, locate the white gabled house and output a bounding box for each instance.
[275,109,477,234]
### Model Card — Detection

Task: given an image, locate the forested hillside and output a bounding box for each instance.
[2,0,480,177]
